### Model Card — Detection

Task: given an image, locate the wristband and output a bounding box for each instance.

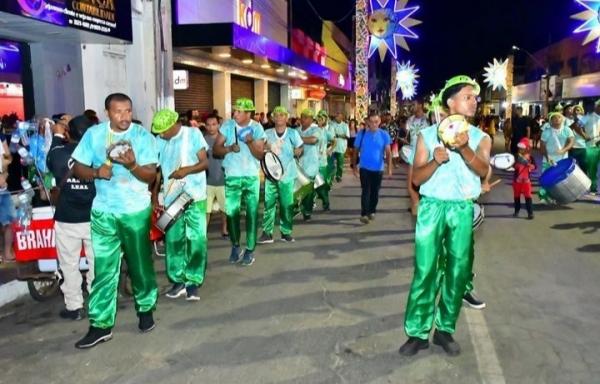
[129,163,138,172]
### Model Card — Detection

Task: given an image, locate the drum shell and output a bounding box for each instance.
[156,192,193,233]
[540,159,591,204]
[473,203,484,231]
[294,166,311,193]
[314,173,325,189]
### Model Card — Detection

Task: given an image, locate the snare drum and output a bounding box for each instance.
[261,151,284,182]
[539,158,591,204]
[156,192,194,233]
[473,203,484,231]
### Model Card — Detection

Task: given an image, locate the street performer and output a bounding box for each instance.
[399,76,491,357]
[315,110,336,211]
[72,93,159,349]
[296,109,322,221]
[151,109,209,301]
[258,106,303,244]
[213,98,266,266]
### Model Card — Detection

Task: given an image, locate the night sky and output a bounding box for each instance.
[293,0,585,97]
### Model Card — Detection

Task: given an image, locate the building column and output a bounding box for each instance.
[254,79,268,114]
[280,84,290,111]
[213,71,232,118]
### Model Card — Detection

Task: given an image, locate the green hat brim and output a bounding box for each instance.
[151,109,179,134]
[441,75,481,97]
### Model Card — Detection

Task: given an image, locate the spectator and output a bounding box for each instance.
[0,134,14,263]
[203,114,228,238]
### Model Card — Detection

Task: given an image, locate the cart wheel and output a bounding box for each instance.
[27,278,61,302]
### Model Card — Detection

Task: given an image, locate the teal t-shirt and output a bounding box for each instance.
[264,127,303,182]
[583,113,600,147]
[156,126,209,206]
[219,119,266,178]
[297,125,321,178]
[541,125,574,164]
[419,125,488,201]
[407,115,429,151]
[318,125,335,166]
[71,122,157,214]
[331,121,349,153]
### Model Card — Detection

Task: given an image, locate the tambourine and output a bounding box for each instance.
[106,140,132,160]
[490,153,515,170]
[438,114,469,147]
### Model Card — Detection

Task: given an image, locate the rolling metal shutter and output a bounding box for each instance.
[231,75,254,106]
[174,65,214,115]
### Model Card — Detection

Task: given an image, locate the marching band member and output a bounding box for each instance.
[258,106,303,244]
[400,76,491,357]
[315,110,336,211]
[72,93,159,349]
[213,98,266,266]
[329,113,349,182]
[539,112,574,202]
[296,109,322,221]
[151,109,209,301]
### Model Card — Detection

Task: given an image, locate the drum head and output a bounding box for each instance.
[540,158,575,189]
[262,152,284,182]
[490,153,515,170]
[438,114,469,147]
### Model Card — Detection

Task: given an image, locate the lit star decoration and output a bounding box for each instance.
[483,58,508,91]
[396,61,419,100]
[571,0,600,53]
[367,0,421,61]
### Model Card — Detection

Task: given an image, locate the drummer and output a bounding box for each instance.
[151,109,209,301]
[539,112,574,202]
[296,109,322,221]
[400,75,491,357]
[258,106,303,244]
[315,110,336,211]
[213,98,266,266]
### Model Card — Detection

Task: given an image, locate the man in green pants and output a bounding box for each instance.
[258,106,303,244]
[297,109,321,221]
[72,93,159,349]
[329,113,349,182]
[151,109,209,301]
[315,110,335,211]
[213,98,266,266]
[399,76,491,357]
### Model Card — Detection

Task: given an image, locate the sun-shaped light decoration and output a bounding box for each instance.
[395,61,419,98]
[571,0,600,53]
[399,84,417,100]
[367,0,421,62]
[483,58,508,91]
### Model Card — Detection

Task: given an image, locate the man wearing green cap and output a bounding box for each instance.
[296,109,322,221]
[578,100,600,194]
[329,112,350,182]
[258,106,303,244]
[315,110,335,211]
[151,109,209,301]
[213,98,266,266]
[72,93,159,349]
[399,76,491,357]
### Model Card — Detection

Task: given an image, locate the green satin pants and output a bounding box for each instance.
[89,207,158,329]
[329,152,345,180]
[315,165,332,208]
[300,180,316,217]
[438,238,475,294]
[262,179,294,236]
[404,197,474,339]
[538,163,551,202]
[225,176,260,252]
[585,147,600,192]
[165,200,207,286]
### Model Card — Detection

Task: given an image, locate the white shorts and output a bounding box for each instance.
[207,185,225,213]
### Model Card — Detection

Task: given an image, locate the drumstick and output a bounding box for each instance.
[488,179,502,189]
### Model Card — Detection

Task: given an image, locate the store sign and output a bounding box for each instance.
[1,0,132,41]
[237,0,261,34]
[291,88,304,99]
[173,70,189,90]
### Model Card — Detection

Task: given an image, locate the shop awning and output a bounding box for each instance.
[562,72,600,99]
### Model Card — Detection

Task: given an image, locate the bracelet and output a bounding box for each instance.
[129,163,138,172]
[92,168,99,179]
[467,153,477,165]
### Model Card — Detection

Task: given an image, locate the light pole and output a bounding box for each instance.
[512,45,550,117]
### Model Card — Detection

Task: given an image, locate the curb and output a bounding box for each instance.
[0,280,29,308]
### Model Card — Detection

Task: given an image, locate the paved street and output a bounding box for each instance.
[1,139,600,384]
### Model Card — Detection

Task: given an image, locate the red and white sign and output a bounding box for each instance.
[12,219,58,262]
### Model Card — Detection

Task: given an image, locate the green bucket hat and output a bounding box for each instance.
[151,109,179,134]
[441,75,481,97]
[316,110,329,120]
[300,108,315,118]
[234,98,256,112]
[272,106,289,116]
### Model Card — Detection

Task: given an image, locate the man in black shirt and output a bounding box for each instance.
[46,115,96,320]
[510,107,531,156]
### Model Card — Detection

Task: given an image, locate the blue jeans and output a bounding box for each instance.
[0,192,15,225]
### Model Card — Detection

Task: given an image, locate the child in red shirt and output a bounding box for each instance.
[513,138,536,219]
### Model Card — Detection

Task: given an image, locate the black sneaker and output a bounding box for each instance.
[60,308,84,321]
[512,211,519,217]
[229,246,242,264]
[323,205,330,212]
[75,326,112,349]
[281,234,295,243]
[433,329,460,356]
[138,311,155,333]
[463,292,486,309]
[360,216,370,224]
[398,337,429,356]
[165,283,186,299]
[303,215,312,222]
[368,213,375,220]
[258,232,274,244]
[527,214,534,220]
[241,250,255,266]
[186,285,200,301]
